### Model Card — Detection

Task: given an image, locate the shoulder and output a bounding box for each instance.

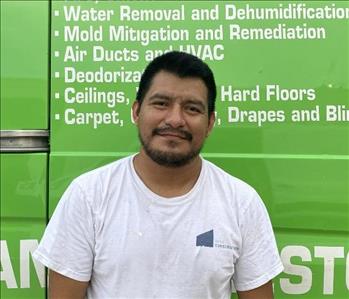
[63,155,132,207]
[202,158,261,213]
[203,158,257,196]
[73,155,131,187]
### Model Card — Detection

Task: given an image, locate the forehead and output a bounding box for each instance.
[145,71,208,103]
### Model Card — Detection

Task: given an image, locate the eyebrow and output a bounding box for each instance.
[148,93,172,101]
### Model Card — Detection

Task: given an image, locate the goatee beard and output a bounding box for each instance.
[138,129,202,168]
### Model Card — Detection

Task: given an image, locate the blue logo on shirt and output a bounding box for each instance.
[196,230,214,247]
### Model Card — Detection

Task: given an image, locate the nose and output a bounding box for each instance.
[164,104,185,128]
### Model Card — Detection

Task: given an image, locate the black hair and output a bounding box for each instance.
[136,51,216,116]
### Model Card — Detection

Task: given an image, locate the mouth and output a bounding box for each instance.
[159,134,184,140]
[153,128,192,141]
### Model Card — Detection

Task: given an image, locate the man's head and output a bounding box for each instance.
[133,51,216,167]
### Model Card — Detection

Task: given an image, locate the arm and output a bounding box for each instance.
[237,280,274,299]
[49,270,89,299]
[234,192,283,299]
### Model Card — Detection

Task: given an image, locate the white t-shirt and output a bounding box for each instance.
[33,156,283,299]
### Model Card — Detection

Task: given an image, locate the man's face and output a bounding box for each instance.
[132,71,215,167]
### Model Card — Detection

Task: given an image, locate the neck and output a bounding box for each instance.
[133,148,202,198]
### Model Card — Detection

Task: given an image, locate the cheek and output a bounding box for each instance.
[141,112,165,129]
[137,117,155,137]
[196,131,208,142]
[191,121,210,138]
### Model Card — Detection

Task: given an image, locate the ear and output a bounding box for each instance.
[206,112,216,136]
[132,101,140,124]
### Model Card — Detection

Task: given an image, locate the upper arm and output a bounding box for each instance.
[237,280,274,299]
[49,270,89,299]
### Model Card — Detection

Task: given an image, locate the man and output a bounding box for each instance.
[34,51,283,299]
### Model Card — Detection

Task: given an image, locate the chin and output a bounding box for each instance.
[145,146,201,168]
[139,133,201,167]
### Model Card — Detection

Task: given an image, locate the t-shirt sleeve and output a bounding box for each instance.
[232,191,284,291]
[33,179,95,282]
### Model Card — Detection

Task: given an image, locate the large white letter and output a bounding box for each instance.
[314,246,344,295]
[0,240,18,288]
[280,245,312,294]
[20,240,45,288]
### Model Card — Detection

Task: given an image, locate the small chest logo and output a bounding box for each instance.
[196,229,214,247]
[196,229,233,250]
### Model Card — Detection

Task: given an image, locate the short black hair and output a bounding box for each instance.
[136,51,216,116]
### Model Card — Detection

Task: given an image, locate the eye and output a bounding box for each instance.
[152,100,168,108]
[186,104,204,114]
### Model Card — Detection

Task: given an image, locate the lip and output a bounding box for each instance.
[157,133,186,139]
[153,127,192,141]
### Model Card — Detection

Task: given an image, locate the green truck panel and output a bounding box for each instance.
[0,0,49,130]
[0,154,47,298]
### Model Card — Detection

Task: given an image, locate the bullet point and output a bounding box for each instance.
[55,114,60,120]
[54,10,59,17]
[54,51,60,57]
[54,30,59,37]
[54,92,60,99]
[54,72,60,78]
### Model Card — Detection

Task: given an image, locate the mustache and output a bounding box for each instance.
[152,127,193,141]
